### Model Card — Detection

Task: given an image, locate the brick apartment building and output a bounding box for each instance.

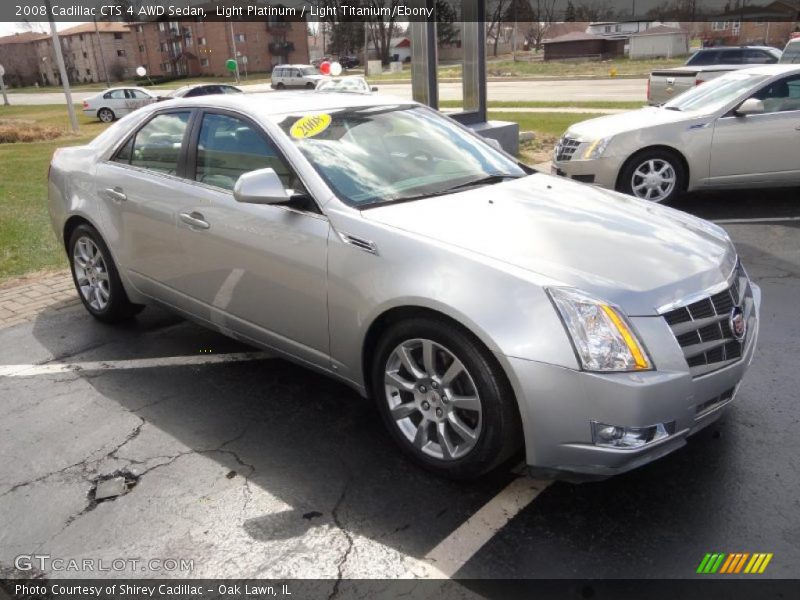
[127,17,308,78]
[0,22,137,87]
[699,1,800,47]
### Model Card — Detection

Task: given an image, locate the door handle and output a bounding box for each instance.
[179,211,210,230]
[104,187,127,202]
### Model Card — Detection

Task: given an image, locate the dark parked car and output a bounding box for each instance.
[687,46,781,66]
[339,55,360,69]
[163,84,243,99]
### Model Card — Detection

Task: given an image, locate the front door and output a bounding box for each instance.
[171,110,331,365]
[709,74,800,186]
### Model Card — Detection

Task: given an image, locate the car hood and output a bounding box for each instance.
[565,107,691,139]
[362,174,736,316]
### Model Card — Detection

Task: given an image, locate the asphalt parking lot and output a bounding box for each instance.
[1,187,799,587]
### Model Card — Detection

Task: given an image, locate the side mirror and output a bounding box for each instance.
[735,98,765,116]
[371,86,378,92]
[233,168,289,205]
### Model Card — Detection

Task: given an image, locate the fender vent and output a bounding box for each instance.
[339,232,378,255]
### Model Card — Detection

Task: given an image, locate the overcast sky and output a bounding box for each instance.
[0,22,81,38]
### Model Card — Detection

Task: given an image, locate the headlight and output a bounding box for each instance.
[547,287,651,372]
[582,136,613,160]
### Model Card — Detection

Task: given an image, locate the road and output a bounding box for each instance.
[5,78,649,105]
[0,188,798,592]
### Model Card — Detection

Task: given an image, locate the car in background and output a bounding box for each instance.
[781,37,800,64]
[49,91,760,480]
[648,46,782,105]
[315,76,376,94]
[339,55,360,69]
[553,64,800,204]
[271,65,327,89]
[164,84,243,99]
[82,87,159,122]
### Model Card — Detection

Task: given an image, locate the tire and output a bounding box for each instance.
[371,317,522,479]
[97,108,115,123]
[68,224,144,323]
[306,82,315,89]
[617,148,686,204]
[276,82,286,90]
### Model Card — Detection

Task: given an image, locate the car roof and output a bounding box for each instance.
[696,46,777,51]
[140,91,415,118]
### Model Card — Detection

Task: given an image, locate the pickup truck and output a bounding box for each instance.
[647,46,782,105]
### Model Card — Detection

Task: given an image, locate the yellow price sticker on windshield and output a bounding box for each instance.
[290,114,331,139]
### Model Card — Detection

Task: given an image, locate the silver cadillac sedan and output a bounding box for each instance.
[48,92,760,480]
[553,64,800,204]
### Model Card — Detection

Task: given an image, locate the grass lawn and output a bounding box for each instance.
[0,104,603,283]
[6,75,263,94]
[0,104,101,282]
[441,99,642,110]
[367,56,685,81]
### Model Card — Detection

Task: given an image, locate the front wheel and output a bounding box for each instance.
[617,149,686,204]
[97,108,115,123]
[371,318,522,479]
[68,224,143,323]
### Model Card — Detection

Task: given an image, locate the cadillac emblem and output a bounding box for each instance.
[729,307,747,341]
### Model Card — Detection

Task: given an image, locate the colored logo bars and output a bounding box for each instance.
[697,552,773,574]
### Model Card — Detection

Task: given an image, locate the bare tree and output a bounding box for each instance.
[486,0,509,56]
[366,0,400,64]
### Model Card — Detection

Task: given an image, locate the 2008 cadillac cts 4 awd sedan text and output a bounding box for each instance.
[48,93,760,480]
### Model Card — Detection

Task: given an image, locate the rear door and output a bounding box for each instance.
[709,74,800,186]
[93,110,195,304]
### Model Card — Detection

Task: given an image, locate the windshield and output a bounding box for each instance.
[781,43,800,64]
[273,106,526,207]
[663,72,771,112]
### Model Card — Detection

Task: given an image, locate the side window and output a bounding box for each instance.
[129,89,150,99]
[127,112,191,174]
[687,51,713,66]
[719,49,743,64]
[195,113,294,191]
[754,75,800,113]
[744,49,774,64]
[104,90,126,100]
[184,87,202,97]
[113,137,134,164]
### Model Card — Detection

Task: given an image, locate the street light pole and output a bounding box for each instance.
[93,18,111,87]
[0,65,9,106]
[45,1,78,132]
[229,21,240,83]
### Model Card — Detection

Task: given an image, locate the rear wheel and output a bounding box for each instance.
[371,318,522,479]
[617,148,686,204]
[305,82,315,89]
[97,108,115,123]
[276,82,286,90]
[68,224,143,323]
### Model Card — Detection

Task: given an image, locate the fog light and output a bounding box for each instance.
[591,421,672,449]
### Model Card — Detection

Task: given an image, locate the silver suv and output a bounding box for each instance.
[271,64,327,89]
[781,38,800,64]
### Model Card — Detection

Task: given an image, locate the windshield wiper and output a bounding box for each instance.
[664,106,682,111]
[438,174,522,193]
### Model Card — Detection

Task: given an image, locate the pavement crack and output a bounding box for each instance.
[328,468,354,600]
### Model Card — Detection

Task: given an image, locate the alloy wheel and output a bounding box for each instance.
[99,109,114,123]
[630,158,676,202]
[73,236,111,311]
[384,338,483,461]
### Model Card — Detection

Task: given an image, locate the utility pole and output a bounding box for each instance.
[45,0,78,132]
[93,18,111,87]
[0,65,9,106]
[364,20,369,76]
[229,21,240,83]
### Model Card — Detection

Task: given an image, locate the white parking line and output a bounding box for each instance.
[713,216,800,224]
[403,476,551,579]
[0,351,272,377]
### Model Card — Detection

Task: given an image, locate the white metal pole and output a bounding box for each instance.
[47,13,79,132]
[0,67,9,106]
[229,21,240,83]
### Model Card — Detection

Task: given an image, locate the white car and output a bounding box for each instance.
[271,65,328,89]
[82,87,159,123]
[315,76,377,94]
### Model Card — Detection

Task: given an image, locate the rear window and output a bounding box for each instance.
[719,49,744,64]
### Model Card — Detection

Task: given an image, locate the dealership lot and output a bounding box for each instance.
[1,188,798,583]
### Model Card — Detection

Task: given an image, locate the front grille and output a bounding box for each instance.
[696,387,735,416]
[554,136,580,162]
[661,263,753,378]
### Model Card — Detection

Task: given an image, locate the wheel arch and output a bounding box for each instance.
[615,144,690,193]
[63,214,99,254]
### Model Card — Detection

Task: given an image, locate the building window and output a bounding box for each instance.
[86,68,91,75]
[136,25,143,33]
[83,51,88,58]
[199,37,207,46]
[117,49,126,57]
[200,58,209,67]
[138,44,145,52]
[158,22,165,32]
[160,42,168,52]
[731,20,741,33]
[235,33,246,42]
[79,34,83,41]
[712,21,726,31]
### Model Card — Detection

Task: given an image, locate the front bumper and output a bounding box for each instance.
[505,284,761,479]
[551,155,621,191]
